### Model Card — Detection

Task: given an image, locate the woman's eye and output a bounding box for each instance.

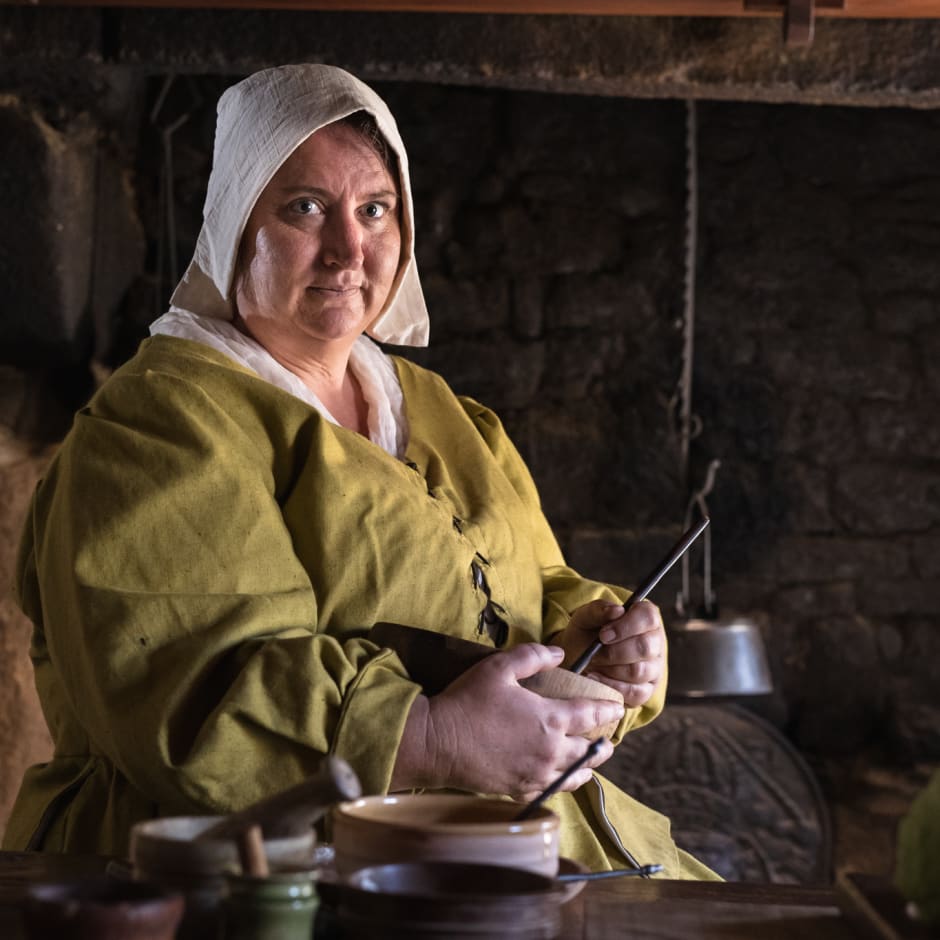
[290,198,320,216]
[361,202,386,220]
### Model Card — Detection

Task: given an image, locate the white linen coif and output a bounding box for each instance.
[166,63,429,348]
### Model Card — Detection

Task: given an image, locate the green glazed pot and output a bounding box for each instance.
[223,870,319,940]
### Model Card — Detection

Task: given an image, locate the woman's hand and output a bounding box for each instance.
[391,644,622,801]
[556,599,666,709]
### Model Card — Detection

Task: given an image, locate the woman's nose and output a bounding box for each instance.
[321,209,364,268]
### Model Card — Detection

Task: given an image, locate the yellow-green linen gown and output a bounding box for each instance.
[5,334,716,879]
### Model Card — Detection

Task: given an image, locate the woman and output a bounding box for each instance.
[4,64,716,879]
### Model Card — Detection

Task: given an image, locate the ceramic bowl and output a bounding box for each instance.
[23,878,184,940]
[331,793,560,877]
[130,815,316,880]
[520,668,625,740]
[331,861,565,940]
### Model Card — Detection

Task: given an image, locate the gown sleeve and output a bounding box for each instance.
[17,363,421,812]
[458,396,666,738]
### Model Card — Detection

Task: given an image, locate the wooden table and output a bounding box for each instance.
[561,876,860,939]
[0,850,894,939]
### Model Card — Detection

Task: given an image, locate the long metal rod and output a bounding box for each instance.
[678,98,698,499]
[569,516,710,675]
[556,864,664,882]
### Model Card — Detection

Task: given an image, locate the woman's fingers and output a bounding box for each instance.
[487,641,565,682]
[592,601,665,666]
[590,678,658,709]
[567,598,624,635]
[518,735,613,801]
[587,652,665,705]
[560,697,625,738]
[425,643,623,798]
[598,599,661,643]
[591,658,661,685]
[584,601,666,707]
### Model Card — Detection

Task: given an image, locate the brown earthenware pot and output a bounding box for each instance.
[23,878,184,940]
[332,793,560,877]
[331,861,568,939]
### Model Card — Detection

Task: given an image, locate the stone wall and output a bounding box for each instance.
[1,10,938,872]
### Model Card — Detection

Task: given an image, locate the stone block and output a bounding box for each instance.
[770,536,909,584]
[419,272,509,337]
[856,239,940,296]
[0,98,96,363]
[834,464,940,533]
[908,534,940,579]
[448,202,624,278]
[705,245,864,333]
[542,331,623,402]
[708,578,778,614]
[414,333,544,412]
[763,331,915,403]
[901,621,940,687]
[923,334,940,399]
[779,395,858,463]
[818,614,883,671]
[871,292,940,334]
[839,113,940,186]
[859,401,940,461]
[545,273,657,332]
[510,276,543,340]
[770,461,835,533]
[413,187,462,270]
[858,579,940,618]
[876,623,904,663]
[772,582,857,622]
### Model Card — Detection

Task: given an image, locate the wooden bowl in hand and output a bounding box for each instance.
[519,669,624,741]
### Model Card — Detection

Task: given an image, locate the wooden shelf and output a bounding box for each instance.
[5,0,940,19]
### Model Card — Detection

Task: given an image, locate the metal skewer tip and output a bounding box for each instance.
[569,516,710,676]
[513,738,604,822]
[555,863,664,883]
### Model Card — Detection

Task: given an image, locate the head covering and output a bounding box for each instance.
[168,63,429,347]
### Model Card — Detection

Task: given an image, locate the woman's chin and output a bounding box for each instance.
[298,305,373,345]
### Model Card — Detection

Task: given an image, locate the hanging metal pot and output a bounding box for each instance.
[667,615,773,699]
[667,462,773,699]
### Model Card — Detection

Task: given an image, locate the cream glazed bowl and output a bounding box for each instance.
[331,793,560,878]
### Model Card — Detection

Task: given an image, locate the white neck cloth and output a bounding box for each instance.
[151,309,408,458]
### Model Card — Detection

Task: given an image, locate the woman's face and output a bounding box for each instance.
[235,121,402,357]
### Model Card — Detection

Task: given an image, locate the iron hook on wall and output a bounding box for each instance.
[744,0,846,47]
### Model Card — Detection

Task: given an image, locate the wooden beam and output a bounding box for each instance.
[6,0,940,17]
